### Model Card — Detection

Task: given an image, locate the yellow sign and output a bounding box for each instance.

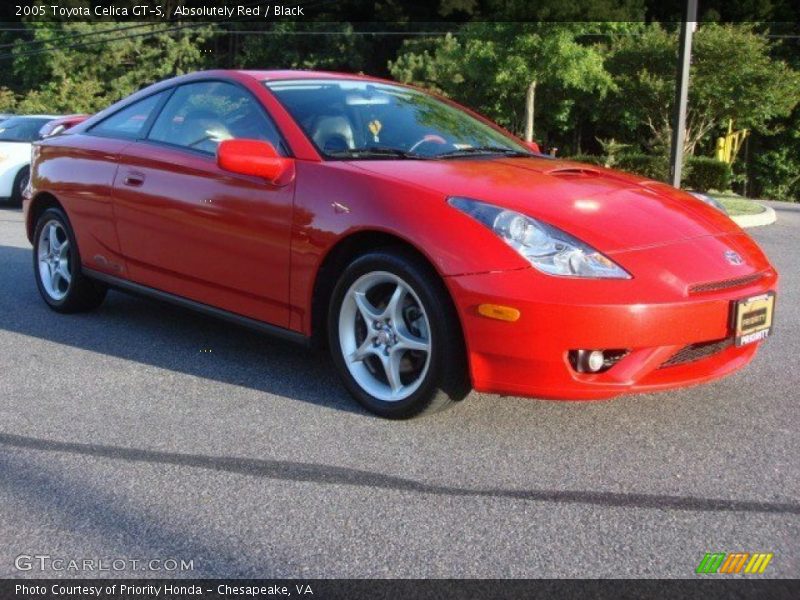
[715,119,748,164]
[368,120,382,142]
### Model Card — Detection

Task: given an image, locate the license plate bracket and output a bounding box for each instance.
[733,292,775,347]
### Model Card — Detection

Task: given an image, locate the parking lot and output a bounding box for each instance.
[0,203,798,578]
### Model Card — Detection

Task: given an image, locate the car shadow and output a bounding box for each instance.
[0,445,301,578]
[0,242,365,416]
[2,431,799,516]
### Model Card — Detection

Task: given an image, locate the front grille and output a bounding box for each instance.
[689,273,763,294]
[660,338,733,368]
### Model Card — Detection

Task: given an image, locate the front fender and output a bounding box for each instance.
[288,160,529,335]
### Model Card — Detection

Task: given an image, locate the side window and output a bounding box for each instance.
[147,81,284,155]
[90,92,165,139]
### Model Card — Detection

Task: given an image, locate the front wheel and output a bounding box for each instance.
[33,207,107,313]
[328,249,469,419]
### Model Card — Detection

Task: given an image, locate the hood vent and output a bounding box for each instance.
[546,167,602,178]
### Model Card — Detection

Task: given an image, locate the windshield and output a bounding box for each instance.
[266,79,531,159]
[0,117,52,142]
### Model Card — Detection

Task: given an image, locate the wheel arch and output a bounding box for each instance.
[310,229,466,353]
[26,191,65,243]
[13,163,30,188]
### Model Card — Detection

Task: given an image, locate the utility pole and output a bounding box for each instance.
[524,81,536,142]
[670,0,698,188]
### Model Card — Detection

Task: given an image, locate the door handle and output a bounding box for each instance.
[123,172,145,187]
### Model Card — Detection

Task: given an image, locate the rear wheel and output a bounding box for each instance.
[9,166,29,207]
[33,207,107,313]
[328,249,469,418]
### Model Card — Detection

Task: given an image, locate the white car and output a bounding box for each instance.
[0,114,87,206]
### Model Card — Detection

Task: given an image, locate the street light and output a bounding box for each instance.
[670,0,698,188]
[524,80,536,143]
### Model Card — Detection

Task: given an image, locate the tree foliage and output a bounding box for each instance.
[387,18,800,199]
[389,23,618,141]
[0,6,798,200]
[603,23,800,156]
[236,23,368,73]
[3,22,211,113]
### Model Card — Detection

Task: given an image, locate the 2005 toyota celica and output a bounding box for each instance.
[25,70,778,418]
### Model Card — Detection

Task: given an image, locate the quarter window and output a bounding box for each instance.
[147,81,283,155]
[90,92,165,139]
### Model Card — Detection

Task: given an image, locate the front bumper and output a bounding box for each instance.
[446,239,778,400]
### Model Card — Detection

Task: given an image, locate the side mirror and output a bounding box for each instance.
[46,125,66,138]
[523,140,541,153]
[217,139,294,185]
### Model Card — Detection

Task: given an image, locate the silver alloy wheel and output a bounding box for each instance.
[37,219,72,301]
[338,271,432,402]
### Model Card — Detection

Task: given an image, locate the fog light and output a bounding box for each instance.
[569,348,629,373]
[568,348,628,374]
[587,350,605,372]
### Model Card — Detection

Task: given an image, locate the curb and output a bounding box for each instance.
[731,203,777,229]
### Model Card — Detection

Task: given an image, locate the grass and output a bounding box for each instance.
[706,192,766,216]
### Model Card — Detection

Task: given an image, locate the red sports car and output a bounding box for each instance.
[25,70,778,418]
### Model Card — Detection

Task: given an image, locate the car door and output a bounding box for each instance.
[111,80,295,328]
[36,95,169,276]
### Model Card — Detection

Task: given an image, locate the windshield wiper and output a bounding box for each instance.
[327,147,425,160]
[436,146,532,159]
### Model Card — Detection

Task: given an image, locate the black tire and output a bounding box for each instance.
[33,207,107,313]
[9,166,29,207]
[328,248,470,419]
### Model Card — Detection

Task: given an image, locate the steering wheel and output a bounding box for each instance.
[408,134,448,154]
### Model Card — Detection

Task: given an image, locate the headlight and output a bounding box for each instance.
[689,192,728,214]
[448,197,631,279]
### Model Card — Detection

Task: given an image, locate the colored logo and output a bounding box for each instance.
[696,552,773,574]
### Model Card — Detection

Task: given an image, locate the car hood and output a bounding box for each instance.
[349,157,741,253]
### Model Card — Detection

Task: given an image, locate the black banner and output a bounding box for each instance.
[1,0,799,23]
[3,579,800,600]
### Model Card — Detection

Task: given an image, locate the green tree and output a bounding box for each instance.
[0,86,15,112]
[602,23,800,156]
[748,104,800,201]
[389,23,618,144]
[236,22,368,73]
[474,0,645,21]
[8,22,212,113]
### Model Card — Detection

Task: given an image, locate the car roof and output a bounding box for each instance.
[45,114,87,122]
[126,70,398,97]
[234,69,390,84]
[6,114,62,120]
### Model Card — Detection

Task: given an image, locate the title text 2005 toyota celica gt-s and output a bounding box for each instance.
[25,70,778,418]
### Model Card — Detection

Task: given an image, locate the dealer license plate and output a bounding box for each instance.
[734,292,775,347]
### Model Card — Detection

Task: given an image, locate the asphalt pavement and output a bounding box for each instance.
[0,203,798,578]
